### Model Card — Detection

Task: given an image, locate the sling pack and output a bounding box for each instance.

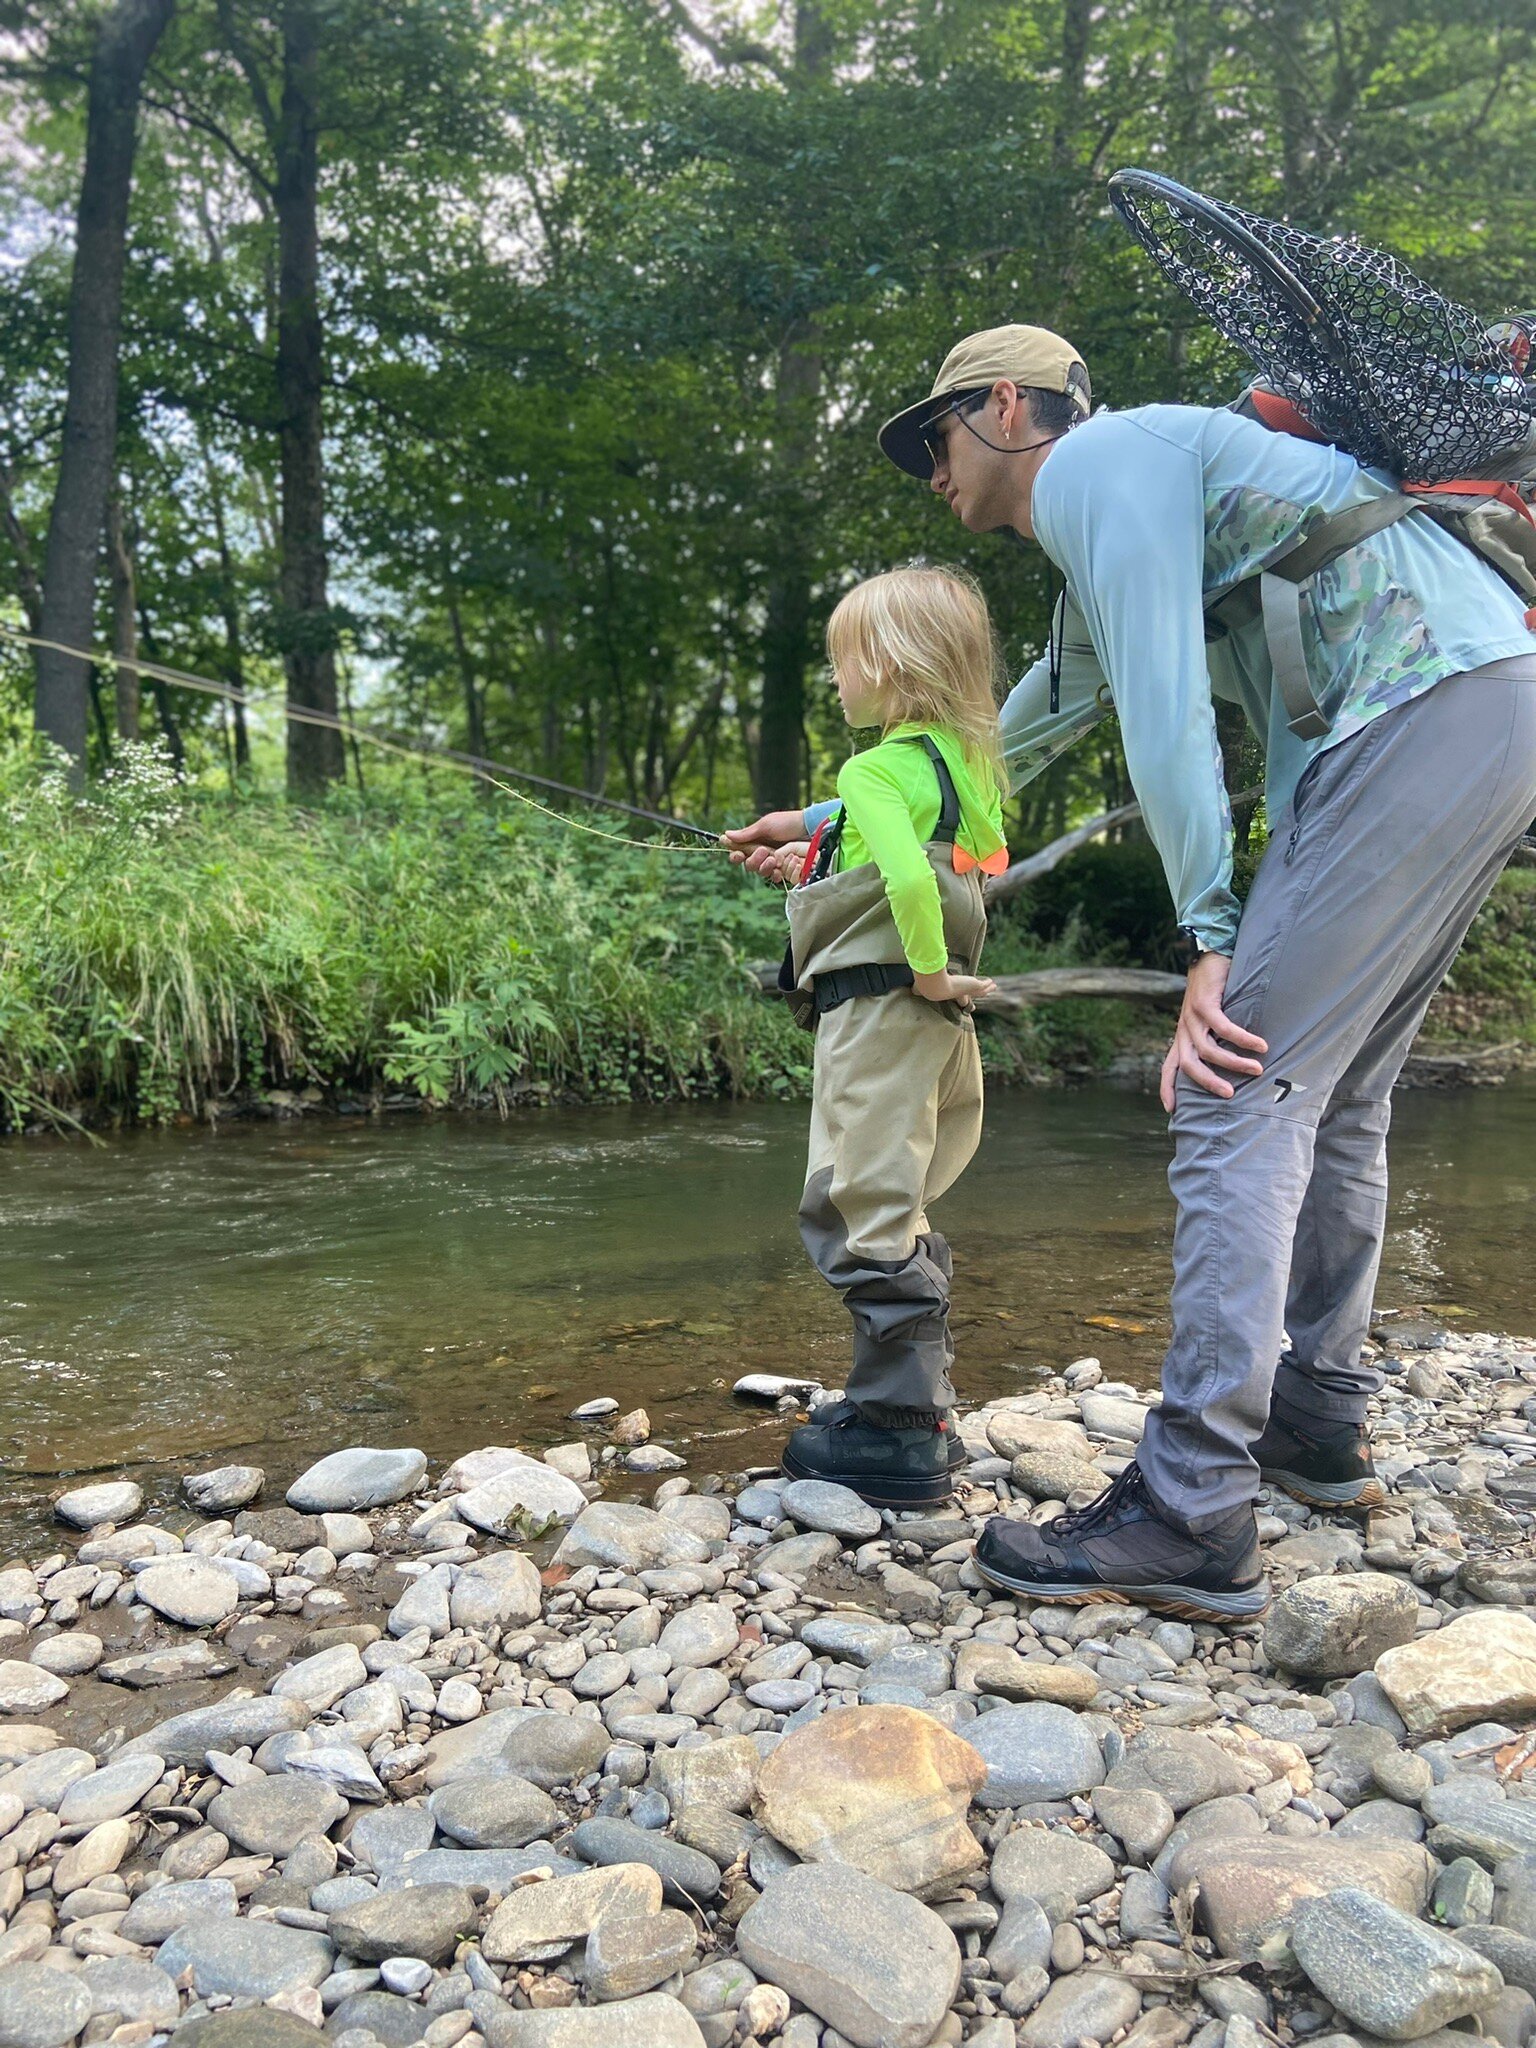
[777,736,988,1034]
[1107,169,1536,740]
[1204,386,1536,739]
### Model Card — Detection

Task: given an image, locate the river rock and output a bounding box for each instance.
[799,1615,909,1666]
[1079,1391,1149,1440]
[1293,1886,1504,2038]
[657,1602,740,1669]
[1176,1836,1435,1961]
[737,1862,961,2048]
[554,1502,711,1573]
[286,1447,427,1513]
[583,1904,697,2000]
[968,1701,1105,1808]
[119,1878,239,1944]
[54,1480,142,1529]
[985,1414,1094,1461]
[1009,1447,1107,1500]
[1454,1928,1536,1998]
[954,1641,1099,1706]
[1264,1573,1420,1677]
[481,1862,664,1962]
[456,1462,587,1534]
[77,1957,179,2030]
[184,1464,265,1512]
[0,1661,68,1714]
[500,1709,611,1788]
[1377,1611,1536,1735]
[99,1640,235,1687]
[492,1997,707,2046]
[0,1964,92,2048]
[175,2016,326,2048]
[1020,1972,1144,2048]
[271,1641,367,1708]
[992,1828,1118,1918]
[57,1751,164,1827]
[752,1702,985,1894]
[387,1561,451,1637]
[650,1733,761,1814]
[329,1881,477,1963]
[1106,1728,1254,1813]
[778,1480,881,1541]
[430,1772,558,1847]
[450,1550,542,1630]
[0,1745,93,1811]
[208,1773,349,1854]
[54,1814,135,1892]
[157,1914,334,1997]
[420,1705,540,1788]
[570,1815,721,1902]
[134,1556,240,1627]
[29,1632,101,1677]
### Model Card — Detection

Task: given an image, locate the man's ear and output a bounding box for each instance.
[992,378,1023,439]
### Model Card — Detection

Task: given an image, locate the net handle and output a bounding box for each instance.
[1107,169,1355,375]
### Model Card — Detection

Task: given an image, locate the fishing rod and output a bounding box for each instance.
[0,625,722,850]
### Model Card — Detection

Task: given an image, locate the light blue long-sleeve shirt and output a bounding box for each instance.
[809,403,1536,953]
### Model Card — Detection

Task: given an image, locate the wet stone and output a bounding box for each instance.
[778,1481,882,1541]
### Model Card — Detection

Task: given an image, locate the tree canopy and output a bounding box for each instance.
[3,0,1533,832]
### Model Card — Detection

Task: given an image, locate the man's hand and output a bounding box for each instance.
[721,809,808,877]
[1160,952,1267,1111]
[914,968,998,1009]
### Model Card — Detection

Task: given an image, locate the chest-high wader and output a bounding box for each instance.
[777,735,989,1032]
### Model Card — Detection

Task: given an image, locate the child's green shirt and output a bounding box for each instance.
[831,723,1007,975]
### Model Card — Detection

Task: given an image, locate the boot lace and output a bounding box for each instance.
[1050,1460,1148,1535]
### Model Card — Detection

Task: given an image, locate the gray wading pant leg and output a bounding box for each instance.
[1138,659,1536,1531]
[799,990,983,1421]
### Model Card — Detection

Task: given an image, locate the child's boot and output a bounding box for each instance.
[782,1401,954,1508]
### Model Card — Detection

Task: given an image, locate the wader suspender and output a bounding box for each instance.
[778,736,962,1017]
[1203,494,1424,739]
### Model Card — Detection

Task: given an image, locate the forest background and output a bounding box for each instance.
[2,0,1535,1131]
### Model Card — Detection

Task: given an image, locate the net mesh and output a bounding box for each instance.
[1111,174,1533,482]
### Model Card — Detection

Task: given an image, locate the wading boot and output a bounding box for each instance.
[1253,1401,1384,1510]
[782,1404,954,1508]
[973,1461,1270,1622]
[805,1398,967,1475]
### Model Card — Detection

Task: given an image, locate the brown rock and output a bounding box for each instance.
[1376,1610,1536,1736]
[985,1414,1094,1462]
[1172,1836,1435,1961]
[753,1703,986,1896]
[1008,1449,1107,1502]
[954,1643,1099,1707]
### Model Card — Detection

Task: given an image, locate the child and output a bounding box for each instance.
[776,564,1008,1506]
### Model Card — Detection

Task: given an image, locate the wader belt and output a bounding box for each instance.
[1204,494,1424,740]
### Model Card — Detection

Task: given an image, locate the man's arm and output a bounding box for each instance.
[1033,416,1241,956]
[998,592,1111,795]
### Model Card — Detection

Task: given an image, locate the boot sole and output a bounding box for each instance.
[780,1444,954,1509]
[1259,1465,1386,1511]
[972,1555,1271,1622]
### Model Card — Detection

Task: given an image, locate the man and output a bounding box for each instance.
[725,323,1536,1620]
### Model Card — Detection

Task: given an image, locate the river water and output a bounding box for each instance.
[2,1081,1533,1541]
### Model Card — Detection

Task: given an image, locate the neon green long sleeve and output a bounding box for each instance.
[831,725,1005,975]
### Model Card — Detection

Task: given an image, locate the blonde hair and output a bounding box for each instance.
[826,564,1007,792]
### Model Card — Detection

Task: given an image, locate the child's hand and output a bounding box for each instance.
[774,843,809,887]
[913,969,997,1009]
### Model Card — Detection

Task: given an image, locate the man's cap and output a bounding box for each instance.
[878,324,1092,479]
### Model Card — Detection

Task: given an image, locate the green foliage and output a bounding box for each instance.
[1444,873,1536,1011]
[0,748,814,1130]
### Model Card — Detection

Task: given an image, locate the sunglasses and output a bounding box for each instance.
[919,389,990,467]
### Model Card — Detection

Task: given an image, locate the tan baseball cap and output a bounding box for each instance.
[878,324,1092,479]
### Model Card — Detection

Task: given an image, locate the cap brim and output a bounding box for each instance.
[878,395,941,481]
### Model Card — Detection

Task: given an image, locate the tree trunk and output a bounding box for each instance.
[33,0,175,779]
[756,318,821,808]
[106,491,139,740]
[204,453,251,769]
[445,576,487,763]
[275,0,342,797]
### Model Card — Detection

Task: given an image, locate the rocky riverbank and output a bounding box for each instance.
[5,1329,1536,2048]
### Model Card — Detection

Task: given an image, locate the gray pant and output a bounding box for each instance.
[1138,659,1536,1530]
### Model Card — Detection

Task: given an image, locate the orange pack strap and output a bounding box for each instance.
[1403,478,1536,527]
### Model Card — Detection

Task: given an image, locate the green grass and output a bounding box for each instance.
[6,742,1525,1131]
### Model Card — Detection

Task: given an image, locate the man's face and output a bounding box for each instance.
[924,379,1047,538]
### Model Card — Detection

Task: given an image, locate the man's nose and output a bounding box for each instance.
[929,463,948,495]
